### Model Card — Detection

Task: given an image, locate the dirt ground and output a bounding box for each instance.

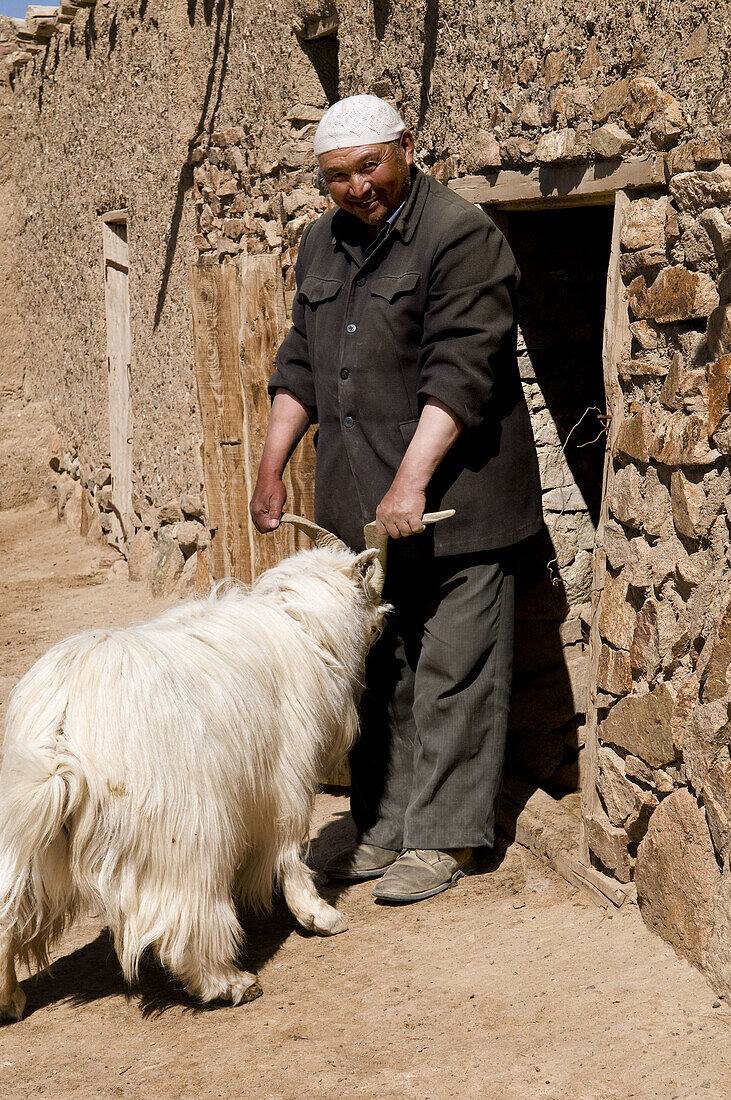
[0,500,730,1100]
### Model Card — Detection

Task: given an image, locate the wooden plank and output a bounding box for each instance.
[190,263,252,581]
[101,219,135,543]
[450,157,664,209]
[580,190,631,865]
[303,13,339,39]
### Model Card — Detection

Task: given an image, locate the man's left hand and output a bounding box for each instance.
[376,481,426,538]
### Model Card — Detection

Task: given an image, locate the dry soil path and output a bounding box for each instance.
[0,501,729,1099]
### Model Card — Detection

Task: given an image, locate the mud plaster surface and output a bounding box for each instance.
[0,501,730,1100]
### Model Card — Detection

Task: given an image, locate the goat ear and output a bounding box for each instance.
[352,548,380,586]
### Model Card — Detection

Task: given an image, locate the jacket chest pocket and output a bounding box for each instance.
[298,275,343,310]
[369,272,421,303]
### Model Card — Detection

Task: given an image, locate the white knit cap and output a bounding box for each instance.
[313,95,406,156]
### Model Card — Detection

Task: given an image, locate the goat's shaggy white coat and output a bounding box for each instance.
[0,545,386,1020]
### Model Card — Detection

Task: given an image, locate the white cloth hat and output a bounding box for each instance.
[313,95,406,156]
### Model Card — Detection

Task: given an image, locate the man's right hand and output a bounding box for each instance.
[250,475,287,533]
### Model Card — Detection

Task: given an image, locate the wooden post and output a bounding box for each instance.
[580,190,631,863]
[101,214,135,543]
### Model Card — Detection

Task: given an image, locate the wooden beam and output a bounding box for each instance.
[101,219,135,544]
[580,191,631,865]
[450,157,664,209]
[303,13,339,39]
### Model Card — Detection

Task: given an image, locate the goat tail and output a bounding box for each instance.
[0,648,83,965]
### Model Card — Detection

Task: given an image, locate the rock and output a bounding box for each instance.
[619,246,667,282]
[650,100,688,146]
[630,599,661,679]
[586,807,633,882]
[579,36,601,78]
[535,128,578,164]
[707,880,731,999]
[624,753,654,787]
[699,208,731,260]
[651,412,719,468]
[519,102,541,130]
[596,645,632,697]
[633,267,719,324]
[703,757,731,857]
[681,222,716,268]
[635,788,722,970]
[285,104,325,125]
[600,682,676,766]
[176,552,198,599]
[700,593,731,702]
[593,78,630,124]
[278,141,312,170]
[80,489,106,549]
[516,56,538,86]
[55,472,75,519]
[603,520,637,571]
[707,276,731,360]
[157,499,184,526]
[590,122,634,160]
[642,466,672,541]
[669,673,699,756]
[542,50,566,88]
[669,165,731,213]
[222,218,246,240]
[150,529,185,598]
[608,463,643,528]
[466,129,501,171]
[173,520,205,558]
[64,482,83,534]
[613,408,652,463]
[597,745,641,826]
[625,789,658,844]
[541,484,589,512]
[670,469,705,540]
[598,572,635,651]
[180,491,205,521]
[128,528,154,583]
[707,354,731,434]
[630,320,658,350]
[623,76,667,132]
[621,197,668,251]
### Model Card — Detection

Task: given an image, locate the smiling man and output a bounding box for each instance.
[250,95,542,903]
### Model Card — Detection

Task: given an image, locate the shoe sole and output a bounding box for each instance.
[371,861,475,903]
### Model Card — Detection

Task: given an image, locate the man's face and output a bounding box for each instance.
[318,133,415,230]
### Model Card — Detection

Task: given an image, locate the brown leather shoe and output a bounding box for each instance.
[371,848,475,902]
[326,843,401,882]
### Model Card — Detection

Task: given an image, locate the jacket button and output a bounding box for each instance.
[343,415,354,428]
[340,368,350,379]
[356,277,365,286]
[346,323,357,333]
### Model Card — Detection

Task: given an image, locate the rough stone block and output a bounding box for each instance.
[630,319,658,350]
[157,499,185,526]
[707,354,731,435]
[150,529,185,598]
[700,207,731,260]
[708,299,731,362]
[172,520,205,558]
[651,412,718,468]
[598,572,635,651]
[593,78,630,124]
[586,806,633,882]
[128,528,154,583]
[619,245,667,282]
[613,408,651,463]
[180,492,205,521]
[534,128,579,164]
[707,880,731,999]
[590,122,634,160]
[635,266,718,324]
[669,165,731,212]
[630,599,661,679]
[703,757,731,857]
[642,466,672,541]
[600,682,676,766]
[670,469,705,540]
[596,645,632,697]
[681,222,716,269]
[622,77,671,131]
[701,593,731,703]
[635,788,722,970]
[597,745,641,825]
[608,463,643,528]
[621,196,668,252]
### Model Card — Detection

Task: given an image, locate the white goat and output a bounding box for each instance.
[0,514,389,1021]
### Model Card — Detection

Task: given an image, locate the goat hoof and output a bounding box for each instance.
[241,980,263,1003]
[0,986,26,1023]
[315,908,348,936]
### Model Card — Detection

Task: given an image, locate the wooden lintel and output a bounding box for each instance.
[303,13,339,40]
[450,156,665,209]
[100,208,128,225]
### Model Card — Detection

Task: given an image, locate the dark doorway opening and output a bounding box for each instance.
[493,204,614,806]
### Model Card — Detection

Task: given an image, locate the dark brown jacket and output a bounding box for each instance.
[269,169,542,554]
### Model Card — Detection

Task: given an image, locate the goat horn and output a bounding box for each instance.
[363,509,456,597]
[279,513,348,550]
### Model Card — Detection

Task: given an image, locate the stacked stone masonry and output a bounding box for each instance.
[2,0,731,994]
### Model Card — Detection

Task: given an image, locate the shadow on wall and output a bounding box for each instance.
[297,30,339,105]
[153,0,234,330]
[418,0,439,129]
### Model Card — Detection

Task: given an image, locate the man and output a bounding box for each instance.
[250,95,542,903]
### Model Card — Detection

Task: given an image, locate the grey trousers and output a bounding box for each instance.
[350,546,515,851]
